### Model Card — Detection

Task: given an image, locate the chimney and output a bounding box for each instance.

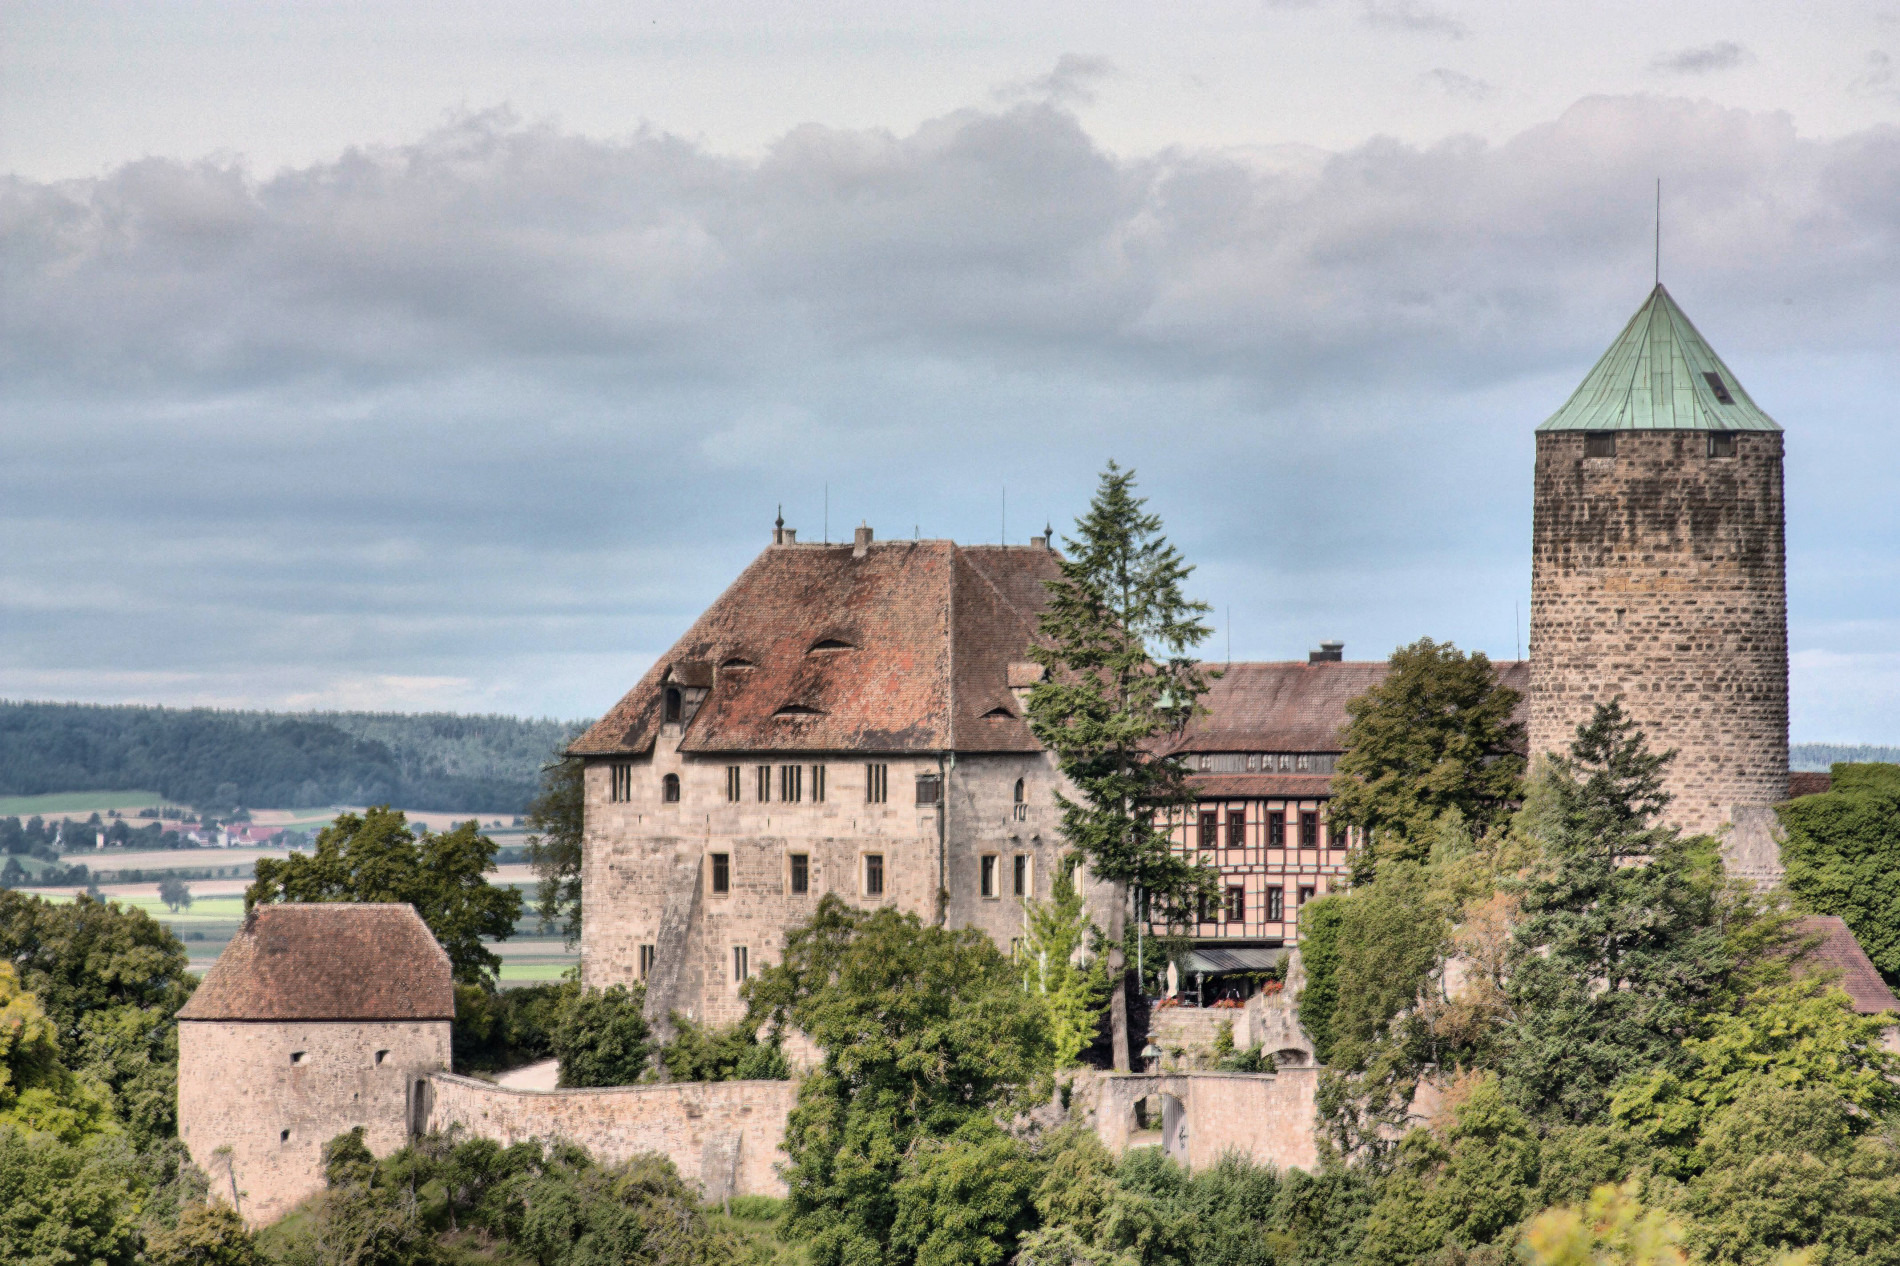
[1309,641,1344,663]
[853,523,873,558]
[772,507,797,546]
[1030,534,1047,551]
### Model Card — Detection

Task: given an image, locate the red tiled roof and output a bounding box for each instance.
[1790,916,1900,1015]
[1186,773,1336,799]
[1166,659,1531,755]
[571,540,1063,757]
[178,903,455,1022]
[1788,771,1832,798]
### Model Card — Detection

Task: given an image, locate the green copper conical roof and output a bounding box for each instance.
[1539,284,1780,432]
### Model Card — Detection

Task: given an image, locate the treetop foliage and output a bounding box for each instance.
[1777,761,1900,984]
[1330,638,1525,870]
[246,805,522,987]
[527,752,585,946]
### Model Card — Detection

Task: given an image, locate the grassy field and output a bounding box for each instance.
[0,789,179,816]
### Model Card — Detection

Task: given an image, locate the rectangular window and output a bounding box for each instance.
[1266,887,1284,922]
[790,853,809,895]
[1013,854,1029,898]
[1225,885,1245,923]
[610,763,633,803]
[1708,431,1737,457]
[639,944,656,980]
[811,764,826,802]
[1298,884,1315,907]
[1267,810,1286,848]
[1328,820,1347,849]
[981,854,999,898]
[864,853,884,897]
[1197,891,1215,924]
[779,763,802,803]
[1198,809,1218,849]
[1226,810,1245,849]
[710,852,730,895]
[916,775,941,806]
[1585,431,1617,458]
[733,946,749,983]
[756,764,772,802]
[865,763,888,803]
[725,765,741,802]
[1300,811,1319,848]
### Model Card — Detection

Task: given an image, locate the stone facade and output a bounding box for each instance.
[1088,1068,1322,1174]
[1530,428,1788,861]
[581,738,1075,1028]
[180,1018,449,1225]
[425,1073,798,1201]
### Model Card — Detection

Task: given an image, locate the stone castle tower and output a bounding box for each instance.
[1529,284,1788,879]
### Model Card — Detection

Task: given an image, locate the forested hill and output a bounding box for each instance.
[1792,742,1900,770]
[0,702,588,814]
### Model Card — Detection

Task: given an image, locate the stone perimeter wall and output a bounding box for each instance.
[1529,430,1788,857]
[425,1073,799,1200]
[1089,1069,1322,1174]
[179,1018,449,1226]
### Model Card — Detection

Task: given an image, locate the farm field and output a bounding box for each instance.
[0,789,180,817]
[23,871,575,983]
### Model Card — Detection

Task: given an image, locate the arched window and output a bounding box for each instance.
[664,688,682,724]
[1012,777,1027,821]
[662,774,680,803]
[1013,778,1025,803]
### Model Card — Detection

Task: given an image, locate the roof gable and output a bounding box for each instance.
[1540,284,1779,434]
[178,903,455,1022]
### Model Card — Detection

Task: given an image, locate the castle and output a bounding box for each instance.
[181,281,1889,1222]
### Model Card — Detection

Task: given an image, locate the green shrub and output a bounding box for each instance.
[553,983,651,1087]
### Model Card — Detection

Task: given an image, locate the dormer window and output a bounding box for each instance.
[981,705,1013,719]
[773,704,824,718]
[808,638,854,653]
[720,657,755,670]
[1702,371,1735,405]
[664,688,683,724]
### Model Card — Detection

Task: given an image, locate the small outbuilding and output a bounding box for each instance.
[177,902,454,1225]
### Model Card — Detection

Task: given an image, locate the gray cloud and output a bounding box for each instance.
[994,54,1122,107]
[3,93,1899,738]
[1653,41,1751,74]
[1362,0,1468,38]
[1423,68,1495,100]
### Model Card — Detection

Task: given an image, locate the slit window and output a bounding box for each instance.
[1708,431,1737,458]
[710,852,730,895]
[756,764,772,802]
[1702,371,1736,405]
[864,853,884,896]
[733,946,749,982]
[662,773,680,803]
[981,854,999,898]
[779,764,802,803]
[726,765,742,802]
[610,763,633,803]
[639,944,656,979]
[1013,854,1029,898]
[865,763,888,804]
[790,853,809,895]
[1584,432,1617,458]
[811,765,826,802]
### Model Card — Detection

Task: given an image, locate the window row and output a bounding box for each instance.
[978,852,1035,899]
[1583,429,1741,459]
[611,761,942,807]
[1188,806,1350,850]
[634,942,755,988]
[706,849,885,897]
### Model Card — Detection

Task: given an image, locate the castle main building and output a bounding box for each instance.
[1529,285,1789,878]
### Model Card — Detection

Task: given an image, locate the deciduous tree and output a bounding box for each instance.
[526,752,585,946]
[1777,762,1900,984]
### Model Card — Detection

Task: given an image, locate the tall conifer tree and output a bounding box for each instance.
[1026,462,1212,1069]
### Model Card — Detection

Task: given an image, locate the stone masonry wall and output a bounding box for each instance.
[179,1019,450,1226]
[426,1073,798,1200]
[1529,430,1788,857]
[1090,1069,1321,1174]
[583,732,1081,1028]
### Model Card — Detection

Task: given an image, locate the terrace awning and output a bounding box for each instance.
[1181,946,1287,975]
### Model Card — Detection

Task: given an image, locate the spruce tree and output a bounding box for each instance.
[1025,462,1213,1069]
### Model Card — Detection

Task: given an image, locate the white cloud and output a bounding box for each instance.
[1652,41,1751,74]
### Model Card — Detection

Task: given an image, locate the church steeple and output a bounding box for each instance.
[1538,285,1780,434]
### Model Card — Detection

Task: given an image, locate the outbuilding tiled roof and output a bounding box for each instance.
[1185,773,1336,799]
[1787,771,1833,798]
[178,903,455,1022]
[571,538,1063,757]
[1165,659,1530,755]
[1790,916,1899,1015]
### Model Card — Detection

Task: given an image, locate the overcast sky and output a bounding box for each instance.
[3,1,1898,741]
